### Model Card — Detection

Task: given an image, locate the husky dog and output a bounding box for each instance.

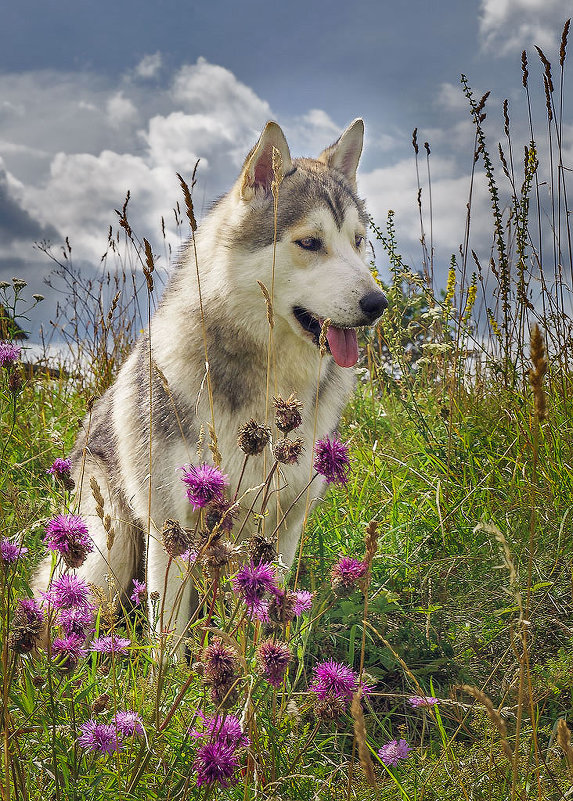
[34,119,387,640]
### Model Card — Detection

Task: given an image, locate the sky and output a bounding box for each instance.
[1,0,572,340]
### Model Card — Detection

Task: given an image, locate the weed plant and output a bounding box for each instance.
[2,22,573,800]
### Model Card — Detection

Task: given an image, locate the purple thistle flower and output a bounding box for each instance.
[44,514,93,567]
[180,463,228,509]
[178,548,198,565]
[408,695,439,709]
[377,738,412,766]
[0,341,21,367]
[190,713,250,749]
[194,741,239,788]
[0,538,28,564]
[247,598,270,622]
[112,711,144,737]
[78,720,122,755]
[331,556,367,594]
[309,660,360,703]
[45,574,91,610]
[47,458,72,477]
[57,605,94,637]
[293,590,314,616]
[232,561,277,607]
[313,436,350,486]
[256,640,292,687]
[90,635,131,655]
[52,633,87,669]
[130,579,147,607]
[17,598,44,625]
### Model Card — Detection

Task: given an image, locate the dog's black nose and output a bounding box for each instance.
[359,290,388,322]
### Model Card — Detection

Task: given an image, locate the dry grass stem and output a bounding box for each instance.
[351,692,377,787]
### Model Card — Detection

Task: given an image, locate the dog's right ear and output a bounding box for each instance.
[239,121,293,201]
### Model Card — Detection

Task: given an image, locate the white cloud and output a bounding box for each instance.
[437,82,469,113]
[171,57,271,133]
[106,92,139,129]
[360,156,493,279]
[134,52,162,80]
[0,58,354,270]
[479,0,571,55]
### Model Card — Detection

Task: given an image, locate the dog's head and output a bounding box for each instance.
[229,120,387,368]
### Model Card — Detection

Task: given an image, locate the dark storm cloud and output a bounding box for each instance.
[0,167,59,244]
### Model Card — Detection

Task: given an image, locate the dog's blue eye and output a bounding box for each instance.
[296,237,322,251]
[355,234,364,248]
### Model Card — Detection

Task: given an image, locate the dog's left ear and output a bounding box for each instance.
[318,118,364,191]
[239,121,293,201]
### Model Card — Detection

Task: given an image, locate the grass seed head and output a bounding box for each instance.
[529,324,547,421]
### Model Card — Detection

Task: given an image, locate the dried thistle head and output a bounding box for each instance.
[204,540,236,577]
[529,324,547,421]
[91,693,110,714]
[237,419,271,456]
[205,499,238,534]
[161,518,194,559]
[273,394,303,434]
[273,437,304,465]
[313,694,348,722]
[266,588,297,629]
[8,599,44,654]
[248,533,277,565]
[203,637,240,708]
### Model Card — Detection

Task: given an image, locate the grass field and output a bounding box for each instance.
[1,25,573,799]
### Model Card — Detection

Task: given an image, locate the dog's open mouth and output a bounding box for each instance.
[293,306,359,368]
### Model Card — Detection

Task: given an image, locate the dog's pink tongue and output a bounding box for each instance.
[326,325,359,368]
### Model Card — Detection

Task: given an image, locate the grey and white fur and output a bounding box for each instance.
[34,119,387,643]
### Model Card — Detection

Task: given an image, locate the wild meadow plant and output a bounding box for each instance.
[4,19,573,800]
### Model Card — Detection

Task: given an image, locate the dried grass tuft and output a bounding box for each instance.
[557,718,573,773]
[529,324,547,421]
[351,691,377,787]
